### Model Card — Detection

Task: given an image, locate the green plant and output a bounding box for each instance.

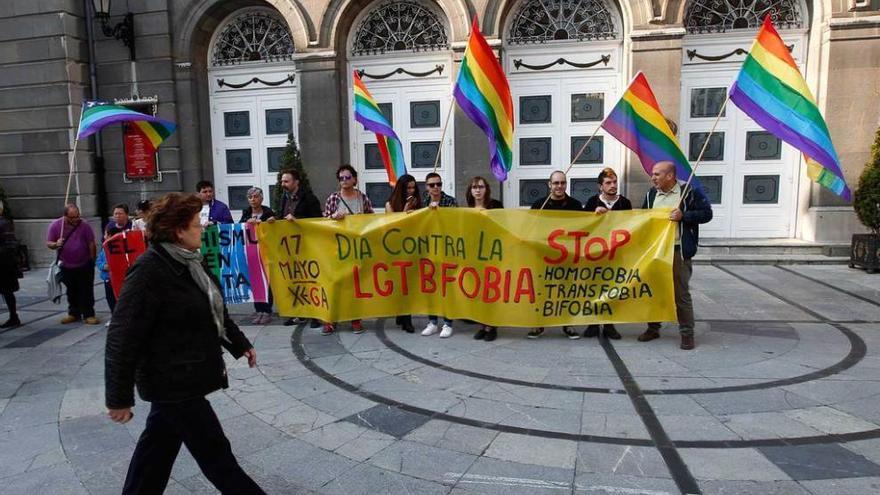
[854,126,880,234]
[272,134,313,212]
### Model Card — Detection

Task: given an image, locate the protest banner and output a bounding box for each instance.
[201,223,269,304]
[258,209,677,326]
[104,230,146,297]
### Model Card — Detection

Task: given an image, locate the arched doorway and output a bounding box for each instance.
[681,0,809,237]
[207,7,298,217]
[501,0,625,207]
[346,0,455,209]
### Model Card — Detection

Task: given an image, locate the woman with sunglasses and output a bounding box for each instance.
[322,165,374,336]
[465,176,502,341]
[384,174,421,333]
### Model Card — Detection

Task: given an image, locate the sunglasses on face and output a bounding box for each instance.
[338,175,353,181]
[427,182,442,188]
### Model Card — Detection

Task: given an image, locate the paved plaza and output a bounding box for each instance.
[1,263,879,494]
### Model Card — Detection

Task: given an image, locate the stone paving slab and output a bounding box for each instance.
[1,264,880,494]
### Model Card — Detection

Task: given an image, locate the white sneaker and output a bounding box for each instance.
[439,324,453,338]
[421,322,439,336]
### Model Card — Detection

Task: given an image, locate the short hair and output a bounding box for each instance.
[195,180,213,192]
[425,172,441,182]
[63,203,79,217]
[465,176,493,207]
[136,199,152,212]
[548,170,566,181]
[246,187,263,198]
[147,193,203,244]
[336,164,357,180]
[281,169,300,181]
[597,167,617,184]
[112,203,130,214]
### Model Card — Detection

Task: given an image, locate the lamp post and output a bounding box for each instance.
[92,0,136,60]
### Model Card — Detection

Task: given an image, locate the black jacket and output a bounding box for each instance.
[105,244,252,409]
[583,194,633,212]
[643,181,713,260]
[238,205,276,223]
[531,195,582,211]
[278,189,322,219]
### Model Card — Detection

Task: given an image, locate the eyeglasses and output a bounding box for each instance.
[550,181,567,186]
[471,185,486,189]
[427,182,442,188]
[338,175,353,181]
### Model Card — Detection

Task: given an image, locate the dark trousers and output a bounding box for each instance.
[123,397,264,495]
[253,288,273,314]
[104,281,117,313]
[648,250,695,337]
[61,264,95,319]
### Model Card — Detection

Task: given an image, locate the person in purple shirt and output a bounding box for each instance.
[46,204,99,325]
[196,180,233,225]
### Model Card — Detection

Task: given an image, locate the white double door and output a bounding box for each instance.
[209,86,297,219]
[680,69,799,238]
[348,57,454,210]
[504,52,626,208]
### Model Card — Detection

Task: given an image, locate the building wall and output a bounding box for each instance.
[3,0,880,266]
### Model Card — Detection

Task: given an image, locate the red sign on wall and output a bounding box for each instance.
[123,122,157,179]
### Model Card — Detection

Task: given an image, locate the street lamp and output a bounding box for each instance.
[91,0,135,60]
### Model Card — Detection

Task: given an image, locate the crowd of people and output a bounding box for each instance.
[0,160,715,494]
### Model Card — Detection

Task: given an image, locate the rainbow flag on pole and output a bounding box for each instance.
[77,101,176,149]
[352,72,407,185]
[453,18,514,182]
[602,72,697,185]
[730,16,850,200]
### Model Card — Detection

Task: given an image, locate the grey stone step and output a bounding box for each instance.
[692,254,850,265]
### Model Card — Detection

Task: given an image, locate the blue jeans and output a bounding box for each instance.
[429,315,452,326]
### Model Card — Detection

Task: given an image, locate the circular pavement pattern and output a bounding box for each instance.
[1,264,880,494]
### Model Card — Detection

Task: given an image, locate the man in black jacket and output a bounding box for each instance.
[270,169,323,326]
[582,167,632,340]
[528,170,582,340]
[638,161,713,350]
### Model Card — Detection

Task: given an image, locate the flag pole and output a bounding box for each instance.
[679,94,730,204]
[431,98,456,175]
[63,137,80,207]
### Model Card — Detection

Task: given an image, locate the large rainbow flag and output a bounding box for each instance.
[77,101,176,150]
[602,72,697,186]
[352,71,407,185]
[730,16,850,200]
[453,18,514,182]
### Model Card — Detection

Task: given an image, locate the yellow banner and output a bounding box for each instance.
[258,209,676,327]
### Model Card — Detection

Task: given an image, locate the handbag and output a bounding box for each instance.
[46,256,63,303]
[46,220,82,303]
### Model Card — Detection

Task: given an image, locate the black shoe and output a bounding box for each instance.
[283,318,296,326]
[402,321,415,333]
[562,326,581,340]
[474,326,487,340]
[484,327,497,342]
[309,319,322,329]
[527,327,544,339]
[0,317,21,329]
[583,325,599,338]
[602,324,621,340]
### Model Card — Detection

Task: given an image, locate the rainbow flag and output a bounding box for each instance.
[352,72,406,185]
[453,18,514,182]
[730,16,850,200]
[77,101,176,149]
[602,72,697,186]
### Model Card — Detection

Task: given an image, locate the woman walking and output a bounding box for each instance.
[465,176,502,341]
[105,192,264,494]
[239,187,275,325]
[385,174,421,333]
[0,200,21,328]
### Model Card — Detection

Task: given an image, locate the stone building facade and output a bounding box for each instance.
[2,0,879,264]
